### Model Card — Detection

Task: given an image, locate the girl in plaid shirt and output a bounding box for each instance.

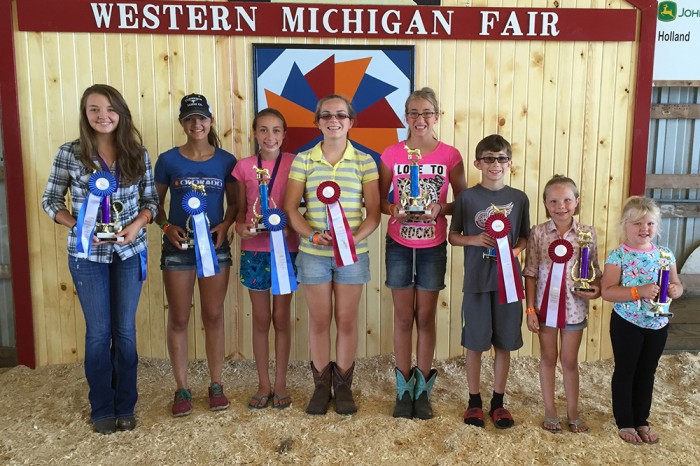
[42,84,158,434]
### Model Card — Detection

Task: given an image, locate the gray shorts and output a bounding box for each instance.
[461,291,523,352]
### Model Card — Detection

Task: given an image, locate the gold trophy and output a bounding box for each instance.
[94,199,124,241]
[249,165,276,232]
[399,145,431,217]
[648,250,673,318]
[570,229,596,292]
[482,204,507,260]
[183,183,208,249]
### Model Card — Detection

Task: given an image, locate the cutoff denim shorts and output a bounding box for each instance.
[384,236,447,291]
[160,239,232,271]
[295,250,370,285]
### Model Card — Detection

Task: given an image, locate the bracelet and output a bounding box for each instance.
[158,218,169,229]
[526,307,536,315]
[162,223,171,234]
[312,232,321,245]
[139,212,152,224]
[308,231,317,243]
[388,204,397,216]
[630,286,640,301]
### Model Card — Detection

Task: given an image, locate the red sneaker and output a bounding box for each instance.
[209,382,230,411]
[172,388,192,417]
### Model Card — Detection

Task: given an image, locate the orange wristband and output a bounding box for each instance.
[312,232,320,245]
[162,223,170,234]
[526,307,536,315]
[630,286,640,301]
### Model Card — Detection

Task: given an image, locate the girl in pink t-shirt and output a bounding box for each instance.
[233,108,299,409]
[379,88,467,419]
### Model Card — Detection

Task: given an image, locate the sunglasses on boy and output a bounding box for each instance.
[319,112,351,121]
[478,156,511,164]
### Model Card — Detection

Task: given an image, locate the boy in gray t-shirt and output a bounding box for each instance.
[449,134,530,429]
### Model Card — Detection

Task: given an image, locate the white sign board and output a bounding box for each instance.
[654,0,700,80]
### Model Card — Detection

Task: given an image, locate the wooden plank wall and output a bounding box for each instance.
[14,0,637,366]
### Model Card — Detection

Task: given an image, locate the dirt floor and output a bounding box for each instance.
[1,352,699,465]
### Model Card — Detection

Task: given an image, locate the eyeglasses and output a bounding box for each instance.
[478,156,511,164]
[319,112,350,121]
[406,111,437,119]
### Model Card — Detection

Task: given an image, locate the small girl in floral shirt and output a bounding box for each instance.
[601,196,683,445]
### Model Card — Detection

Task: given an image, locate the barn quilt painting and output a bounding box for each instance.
[253,44,414,164]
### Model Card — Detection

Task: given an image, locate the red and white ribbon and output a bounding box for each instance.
[485,213,524,304]
[539,239,573,328]
[317,181,358,267]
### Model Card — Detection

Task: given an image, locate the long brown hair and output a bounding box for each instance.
[78,84,146,185]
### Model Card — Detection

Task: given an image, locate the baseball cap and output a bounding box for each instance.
[179,94,212,120]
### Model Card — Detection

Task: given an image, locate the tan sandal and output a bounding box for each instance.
[619,427,643,445]
[636,425,660,444]
[542,417,562,434]
[568,418,589,433]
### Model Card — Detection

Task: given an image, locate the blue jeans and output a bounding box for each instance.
[69,253,142,422]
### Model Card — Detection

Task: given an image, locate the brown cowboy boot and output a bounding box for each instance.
[306,362,332,415]
[332,362,357,415]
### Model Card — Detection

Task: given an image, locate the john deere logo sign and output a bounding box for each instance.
[659,1,677,22]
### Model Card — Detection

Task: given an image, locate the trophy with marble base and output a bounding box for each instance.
[399,145,431,218]
[94,187,124,242]
[648,250,674,318]
[181,183,209,249]
[570,229,596,293]
[250,165,276,233]
[482,205,507,260]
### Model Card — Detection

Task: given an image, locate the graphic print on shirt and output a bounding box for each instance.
[394,163,446,240]
[173,176,224,195]
[475,202,515,230]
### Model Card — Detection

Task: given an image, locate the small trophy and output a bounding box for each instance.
[250,165,276,233]
[182,183,208,249]
[93,177,124,242]
[482,204,507,260]
[648,250,674,318]
[399,145,431,217]
[570,229,596,292]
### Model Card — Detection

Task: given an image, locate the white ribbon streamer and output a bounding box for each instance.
[496,236,519,303]
[328,202,355,266]
[545,262,566,327]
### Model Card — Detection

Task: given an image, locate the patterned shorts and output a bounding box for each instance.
[240,250,298,291]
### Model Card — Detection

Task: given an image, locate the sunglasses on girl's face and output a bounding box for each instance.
[319,112,350,121]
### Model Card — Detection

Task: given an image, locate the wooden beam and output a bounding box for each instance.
[646,174,700,189]
[650,104,700,119]
[653,80,700,88]
[659,202,700,218]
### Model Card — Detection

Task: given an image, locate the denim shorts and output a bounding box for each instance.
[295,251,370,285]
[384,236,447,291]
[160,239,232,271]
[240,250,298,291]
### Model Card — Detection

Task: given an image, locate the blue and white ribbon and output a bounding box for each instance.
[263,209,297,295]
[76,171,116,257]
[182,191,219,278]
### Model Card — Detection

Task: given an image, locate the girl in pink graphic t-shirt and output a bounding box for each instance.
[379,87,467,419]
[233,108,299,410]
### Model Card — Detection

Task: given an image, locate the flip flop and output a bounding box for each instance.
[248,392,272,410]
[542,417,562,434]
[636,426,660,444]
[463,407,485,427]
[272,392,292,409]
[490,407,514,429]
[618,428,643,445]
[568,418,589,433]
